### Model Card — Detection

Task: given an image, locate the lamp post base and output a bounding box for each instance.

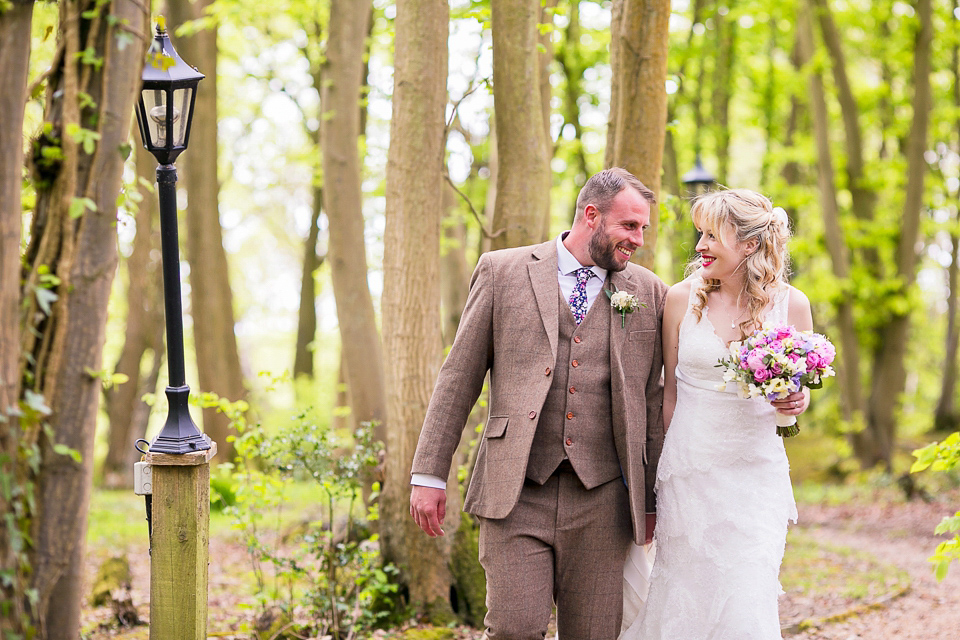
[149,385,212,455]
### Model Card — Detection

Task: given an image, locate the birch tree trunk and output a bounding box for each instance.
[0,1,34,632]
[167,0,246,464]
[322,0,386,441]
[380,0,450,618]
[21,1,148,632]
[605,0,671,268]
[490,0,550,251]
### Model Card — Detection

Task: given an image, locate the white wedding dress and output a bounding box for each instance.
[621,274,798,640]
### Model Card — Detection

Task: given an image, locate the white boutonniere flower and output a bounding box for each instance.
[605,287,645,328]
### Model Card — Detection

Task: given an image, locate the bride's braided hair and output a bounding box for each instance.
[686,189,792,337]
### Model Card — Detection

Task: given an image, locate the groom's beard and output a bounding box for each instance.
[589,222,629,272]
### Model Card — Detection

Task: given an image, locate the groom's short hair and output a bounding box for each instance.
[575,167,656,223]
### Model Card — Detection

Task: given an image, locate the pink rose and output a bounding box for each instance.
[754,368,772,382]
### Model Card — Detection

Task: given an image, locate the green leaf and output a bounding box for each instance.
[53,444,82,464]
[935,559,950,582]
[69,197,97,219]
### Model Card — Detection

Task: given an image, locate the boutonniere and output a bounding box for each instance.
[605,286,644,328]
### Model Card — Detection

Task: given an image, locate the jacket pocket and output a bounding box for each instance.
[628,329,657,342]
[483,416,509,439]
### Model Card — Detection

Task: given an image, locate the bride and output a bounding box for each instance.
[621,189,813,639]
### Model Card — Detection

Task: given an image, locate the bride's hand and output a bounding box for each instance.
[771,390,808,416]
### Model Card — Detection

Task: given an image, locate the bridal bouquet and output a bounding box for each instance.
[716,324,836,437]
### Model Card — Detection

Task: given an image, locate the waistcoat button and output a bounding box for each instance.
[566,412,574,420]
[574,336,582,344]
[565,438,573,446]
[528,411,537,419]
[572,360,579,368]
[545,367,551,376]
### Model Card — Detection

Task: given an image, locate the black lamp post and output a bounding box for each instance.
[681,155,717,260]
[681,154,716,196]
[135,17,210,455]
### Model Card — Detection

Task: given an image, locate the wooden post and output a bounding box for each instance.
[146,441,217,639]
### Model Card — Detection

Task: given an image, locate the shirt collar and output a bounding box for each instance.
[557,232,608,280]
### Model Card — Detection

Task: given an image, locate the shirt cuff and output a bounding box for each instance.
[411,473,446,490]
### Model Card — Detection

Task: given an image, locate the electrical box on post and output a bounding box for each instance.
[134,461,153,495]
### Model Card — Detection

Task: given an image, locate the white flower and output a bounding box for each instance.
[728,341,743,358]
[610,291,639,312]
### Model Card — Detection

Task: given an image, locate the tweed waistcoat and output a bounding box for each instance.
[525,288,619,488]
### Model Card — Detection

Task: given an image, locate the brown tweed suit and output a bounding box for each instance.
[412,238,667,638]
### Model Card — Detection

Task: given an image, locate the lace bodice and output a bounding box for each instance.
[677,272,790,385]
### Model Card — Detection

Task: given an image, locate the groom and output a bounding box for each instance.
[410,168,668,639]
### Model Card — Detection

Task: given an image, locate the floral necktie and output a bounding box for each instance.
[568,267,594,325]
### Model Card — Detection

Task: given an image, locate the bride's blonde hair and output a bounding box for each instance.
[686,189,792,337]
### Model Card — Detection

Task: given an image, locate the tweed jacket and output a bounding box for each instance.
[411,239,668,545]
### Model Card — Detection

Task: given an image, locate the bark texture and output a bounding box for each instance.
[380,0,451,617]
[21,1,149,632]
[293,182,324,379]
[322,0,386,440]
[0,0,34,632]
[605,0,672,268]
[489,0,550,251]
[167,0,246,464]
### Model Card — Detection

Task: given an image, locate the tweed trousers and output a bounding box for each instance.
[478,467,632,640]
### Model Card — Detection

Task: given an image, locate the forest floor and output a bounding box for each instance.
[80,486,960,639]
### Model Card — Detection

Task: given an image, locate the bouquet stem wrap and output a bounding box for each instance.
[775,411,800,437]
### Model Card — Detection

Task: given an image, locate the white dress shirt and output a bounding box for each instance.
[411,233,608,490]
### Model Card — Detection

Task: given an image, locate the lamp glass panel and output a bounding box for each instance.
[173,87,193,147]
[142,88,168,148]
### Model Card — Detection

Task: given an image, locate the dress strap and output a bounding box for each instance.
[771,285,791,325]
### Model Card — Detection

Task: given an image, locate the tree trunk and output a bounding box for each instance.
[605,0,672,268]
[0,1,34,632]
[441,185,471,348]
[293,181,324,379]
[934,4,960,432]
[537,0,557,240]
[21,1,148,632]
[489,0,551,251]
[710,4,735,186]
[381,0,450,618]
[798,1,864,435]
[811,0,880,283]
[557,0,590,222]
[103,145,165,489]
[322,0,386,441]
[167,0,246,464]
[865,0,932,469]
[662,0,704,281]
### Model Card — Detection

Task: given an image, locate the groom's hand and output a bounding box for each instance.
[410,485,446,537]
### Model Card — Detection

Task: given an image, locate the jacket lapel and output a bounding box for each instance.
[529,242,560,361]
